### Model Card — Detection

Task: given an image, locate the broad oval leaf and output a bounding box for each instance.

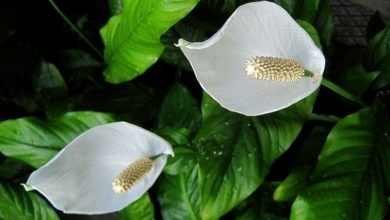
[367,24,390,69]
[0,111,115,168]
[195,92,317,219]
[0,182,59,220]
[336,64,380,97]
[291,104,390,220]
[100,0,199,83]
[157,165,200,220]
[156,83,201,133]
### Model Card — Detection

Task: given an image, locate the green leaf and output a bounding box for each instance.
[369,68,390,91]
[0,182,59,220]
[293,0,320,22]
[0,111,115,168]
[195,93,317,219]
[297,20,322,49]
[200,91,226,121]
[337,64,380,97]
[313,0,333,47]
[33,61,68,101]
[274,127,329,201]
[235,183,289,220]
[291,104,390,220]
[155,127,191,146]
[100,0,199,83]
[164,145,197,175]
[156,84,201,133]
[158,166,200,220]
[119,194,154,220]
[367,24,390,69]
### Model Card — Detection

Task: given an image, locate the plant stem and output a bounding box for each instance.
[48,0,103,59]
[321,78,367,107]
[308,113,341,123]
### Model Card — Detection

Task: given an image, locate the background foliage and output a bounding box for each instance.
[0,0,389,219]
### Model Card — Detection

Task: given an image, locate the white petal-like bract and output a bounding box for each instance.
[177,1,325,116]
[24,122,173,214]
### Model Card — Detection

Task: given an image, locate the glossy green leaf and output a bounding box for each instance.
[274,127,329,201]
[156,84,201,133]
[367,24,390,69]
[235,183,289,220]
[201,91,226,121]
[0,182,59,220]
[291,104,390,220]
[155,128,191,146]
[297,19,322,49]
[100,0,199,83]
[164,145,197,175]
[0,111,115,168]
[337,64,380,97]
[195,93,317,219]
[119,194,154,220]
[158,165,200,220]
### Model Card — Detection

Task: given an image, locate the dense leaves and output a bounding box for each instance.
[196,93,317,219]
[0,0,388,219]
[100,0,199,83]
[291,104,390,219]
[0,182,59,220]
[156,83,201,133]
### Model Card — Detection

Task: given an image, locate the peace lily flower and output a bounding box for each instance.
[23,122,173,214]
[177,1,325,116]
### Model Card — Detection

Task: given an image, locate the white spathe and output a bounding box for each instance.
[177,1,325,116]
[23,122,173,214]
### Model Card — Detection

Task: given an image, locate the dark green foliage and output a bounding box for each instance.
[0,0,388,219]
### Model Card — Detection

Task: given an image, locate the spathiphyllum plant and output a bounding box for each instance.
[0,0,387,219]
[177,1,325,116]
[23,122,173,214]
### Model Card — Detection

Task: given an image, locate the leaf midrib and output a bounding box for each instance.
[106,1,161,63]
[180,168,198,220]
